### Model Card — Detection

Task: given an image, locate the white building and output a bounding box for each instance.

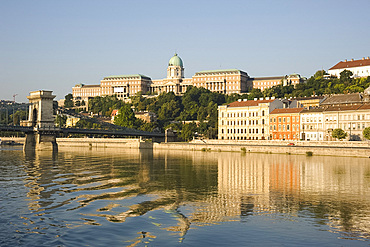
[328,57,370,78]
[300,109,325,141]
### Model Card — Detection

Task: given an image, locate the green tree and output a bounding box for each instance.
[114,104,137,128]
[55,115,67,127]
[363,127,370,140]
[180,122,197,142]
[332,128,347,140]
[339,69,353,84]
[64,93,74,108]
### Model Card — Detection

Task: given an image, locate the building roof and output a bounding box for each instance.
[111,109,119,116]
[81,84,100,88]
[320,93,363,105]
[359,103,370,110]
[294,96,325,101]
[248,76,284,81]
[195,69,247,75]
[301,108,324,113]
[329,57,370,70]
[168,53,183,67]
[323,105,362,112]
[227,99,275,107]
[103,74,151,80]
[270,108,304,114]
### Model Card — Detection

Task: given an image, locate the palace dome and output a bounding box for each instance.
[168,53,183,67]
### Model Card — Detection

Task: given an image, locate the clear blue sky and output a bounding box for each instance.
[1,0,369,102]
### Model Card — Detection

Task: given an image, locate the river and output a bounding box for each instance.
[0,146,369,246]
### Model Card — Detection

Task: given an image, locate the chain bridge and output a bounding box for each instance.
[1,90,164,151]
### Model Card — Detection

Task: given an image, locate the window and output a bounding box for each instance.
[279,117,281,123]
[262,110,265,116]
[283,117,286,123]
[279,124,281,131]
[262,119,265,125]
[287,124,290,131]
[287,117,290,123]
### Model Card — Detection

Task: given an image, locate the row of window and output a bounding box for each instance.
[220,136,263,140]
[270,124,300,131]
[221,119,266,126]
[194,76,239,81]
[271,116,299,123]
[221,128,265,134]
[222,111,266,118]
[273,134,299,139]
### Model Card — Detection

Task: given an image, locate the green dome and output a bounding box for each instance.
[168,53,183,67]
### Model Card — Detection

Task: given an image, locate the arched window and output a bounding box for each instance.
[262,110,265,116]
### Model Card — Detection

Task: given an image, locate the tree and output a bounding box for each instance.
[332,128,347,140]
[339,69,353,84]
[114,104,138,128]
[179,122,197,142]
[55,115,67,127]
[363,127,370,140]
[64,93,74,108]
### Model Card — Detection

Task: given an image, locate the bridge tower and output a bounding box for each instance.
[24,90,58,151]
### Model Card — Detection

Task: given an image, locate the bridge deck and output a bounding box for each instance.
[0,125,165,138]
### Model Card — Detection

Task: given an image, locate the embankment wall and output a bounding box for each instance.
[1,137,369,158]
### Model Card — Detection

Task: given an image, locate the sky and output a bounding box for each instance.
[1,0,370,102]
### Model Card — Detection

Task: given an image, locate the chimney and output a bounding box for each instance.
[243,99,248,101]
[238,99,242,102]
[344,59,347,62]
[363,57,365,60]
[254,98,257,101]
[271,96,275,100]
[259,97,263,100]
[265,97,269,100]
[351,58,354,61]
[367,57,370,59]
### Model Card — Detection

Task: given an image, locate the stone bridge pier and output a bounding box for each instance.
[24,90,58,151]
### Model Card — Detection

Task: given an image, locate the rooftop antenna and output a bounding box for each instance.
[13,94,18,103]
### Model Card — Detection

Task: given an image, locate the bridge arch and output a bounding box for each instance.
[32,108,37,127]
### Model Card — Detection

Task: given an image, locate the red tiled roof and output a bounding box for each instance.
[358,104,370,110]
[111,109,119,116]
[228,99,275,107]
[270,108,304,114]
[329,58,370,70]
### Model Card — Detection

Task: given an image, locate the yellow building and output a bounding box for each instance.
[218,98,286,140]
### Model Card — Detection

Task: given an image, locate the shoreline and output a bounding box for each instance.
[1,137,369,158]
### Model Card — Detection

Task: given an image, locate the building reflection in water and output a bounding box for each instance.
[21,148,370,242]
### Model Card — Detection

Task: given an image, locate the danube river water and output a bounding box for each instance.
[1,146,369,246]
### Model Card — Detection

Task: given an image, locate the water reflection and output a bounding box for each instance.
[13,148,370,244]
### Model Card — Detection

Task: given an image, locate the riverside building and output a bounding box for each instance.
[217,98,287,140]
[269,108,304,140]
[72,53,303,103]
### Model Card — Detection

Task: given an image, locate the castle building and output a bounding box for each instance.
[72,53,303,103]
[328,57,370,78]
